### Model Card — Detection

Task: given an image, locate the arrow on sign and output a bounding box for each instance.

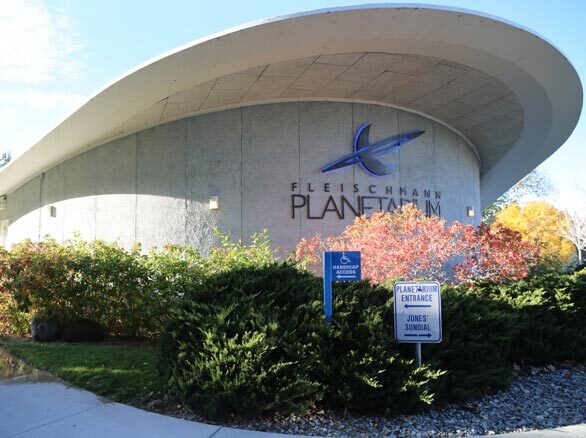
[403,333,432,338]
[337,275,356,279]
[404,304,432,308]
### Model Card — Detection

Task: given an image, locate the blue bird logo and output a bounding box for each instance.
[320,122,425,176]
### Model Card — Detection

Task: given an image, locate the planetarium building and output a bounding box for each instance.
[0,5,581,252]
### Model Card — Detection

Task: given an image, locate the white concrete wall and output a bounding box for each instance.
[96,135,137,248]
[300,102,354,244]
[63,149,97,241]
[0,102,481,253]
[136,120,187,248]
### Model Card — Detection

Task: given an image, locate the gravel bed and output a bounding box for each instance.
[152,363,586,437]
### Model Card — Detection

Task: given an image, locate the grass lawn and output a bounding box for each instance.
[2,341,161,404]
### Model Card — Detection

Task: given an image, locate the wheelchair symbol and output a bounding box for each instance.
[340,252,351,265]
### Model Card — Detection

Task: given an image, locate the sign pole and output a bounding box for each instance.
[415,342,422,367]
[323,252,333,324]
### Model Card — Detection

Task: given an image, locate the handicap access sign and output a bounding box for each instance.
[322,251,361,321]
[393,281,442,343]
[326,251,361,281]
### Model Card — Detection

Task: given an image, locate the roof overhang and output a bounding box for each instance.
[0,4,581,208]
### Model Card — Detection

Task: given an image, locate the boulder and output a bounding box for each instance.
[62,318,105,342]
[31,314,63,342]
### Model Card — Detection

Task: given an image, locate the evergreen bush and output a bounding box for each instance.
[425,286,519,401]
[322,281,444,414]
[158,263,324,419]
[158,265,586,420]
[489,268,586,363]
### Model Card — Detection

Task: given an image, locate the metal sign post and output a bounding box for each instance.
[393,281,442,366]
[323,251,361,323]
[415,342,422,367]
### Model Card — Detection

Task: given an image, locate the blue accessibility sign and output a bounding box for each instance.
[328,251,361,281]
[323,251,361,322]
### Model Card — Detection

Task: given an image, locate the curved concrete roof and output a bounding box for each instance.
[0,4,582,207]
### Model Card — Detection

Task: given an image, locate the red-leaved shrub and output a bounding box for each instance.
[296,205,539,284]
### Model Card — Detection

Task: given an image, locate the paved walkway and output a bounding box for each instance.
[1,350,584,438]
[0,378,312,438]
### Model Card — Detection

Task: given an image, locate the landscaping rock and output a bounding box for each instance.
[31,314,63,342]
[62,319,105,342]
[218,364,586,437]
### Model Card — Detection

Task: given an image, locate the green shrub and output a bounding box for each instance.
[0,231,278,338]
[63,238,153,336]
[425,286,519,401]
[0,238,68,316]
[158,264,586,420]
[206,230,276,274]
[158,265,446,419]
[0,237,154,337]
[0,291,30,337]
[323,281,444,414]
[422,269,586,403]
[139,244,207,328]
[158,263,324,419]
[486,268,586,363]
[566,268,586,360]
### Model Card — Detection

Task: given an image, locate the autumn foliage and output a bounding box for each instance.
[495,201,575,267]
[454,223,540,283]
[296,204,539,284]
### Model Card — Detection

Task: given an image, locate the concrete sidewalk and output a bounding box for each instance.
[480,426,586,438]
[0,351,584,438]
[0,377,315,438]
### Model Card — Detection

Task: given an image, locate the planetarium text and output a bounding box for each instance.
[290,182,441,220]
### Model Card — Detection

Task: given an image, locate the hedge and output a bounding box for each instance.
[158,263,325,419]
[158,264,586,419]
[0,232,275,338]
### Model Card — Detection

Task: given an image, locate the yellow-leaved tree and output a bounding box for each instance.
[496,201,575,267]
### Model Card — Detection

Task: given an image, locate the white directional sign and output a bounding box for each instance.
[394,281,442,343]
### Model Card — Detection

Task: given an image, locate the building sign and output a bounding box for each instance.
[290,183,441,219]
[321,122,425,176]
[393,281,442,343]
[288,121,441,220]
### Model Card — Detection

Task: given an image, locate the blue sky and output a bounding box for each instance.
[1,0,584,209]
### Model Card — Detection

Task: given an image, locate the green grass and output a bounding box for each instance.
[2,342,161,403]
